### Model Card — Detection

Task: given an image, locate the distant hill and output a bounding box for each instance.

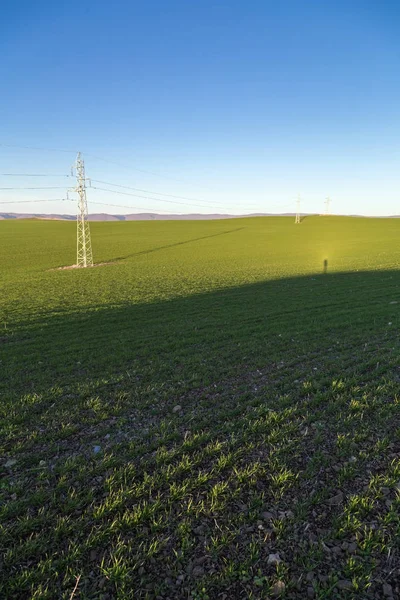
[0,212,76,221]
[1,212,398,221]
[0,212,291,221]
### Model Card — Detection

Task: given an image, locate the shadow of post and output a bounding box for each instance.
[112,227,246,262]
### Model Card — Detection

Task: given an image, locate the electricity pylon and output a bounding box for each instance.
[72,152,93,267]
[324,196,331,215]
[295,194,301,224]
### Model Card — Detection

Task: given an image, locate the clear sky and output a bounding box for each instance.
[1,0,400,216]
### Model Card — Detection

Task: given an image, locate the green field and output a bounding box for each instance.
[1,216,400,599]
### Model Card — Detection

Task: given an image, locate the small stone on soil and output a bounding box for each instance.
[383,583,393,597]
[327,491,344,505]
[336,580,352,590]
[271,581,285,597]
[348,542,357,553]
[267,553,282,566]
[192,566,204,578]
[261,511,274,520]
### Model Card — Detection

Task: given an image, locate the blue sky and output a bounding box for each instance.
[1,0,400,215]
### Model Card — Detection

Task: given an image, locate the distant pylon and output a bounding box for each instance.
[295,194,301,224]
[73,152,93,267]
[324,196,331,215]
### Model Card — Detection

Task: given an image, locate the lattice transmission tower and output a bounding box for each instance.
[295,194,301,224]
[324,196,331,215]
[71,152,93,267]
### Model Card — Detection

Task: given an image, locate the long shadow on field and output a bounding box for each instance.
[3,268,400,404]
[2,268,400,599]
[113,226,246,261]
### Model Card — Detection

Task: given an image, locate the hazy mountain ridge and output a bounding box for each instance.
[1,212,398,221]
[0,212,294,221]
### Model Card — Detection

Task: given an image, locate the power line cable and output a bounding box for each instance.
[0,143,76,154]
[0,144,297,214]
[0,197,295,218]
[90,178,209,203]
[0,144,214,189]
[1,173,71,177]
[90,185,291,213]
[0,197,197,214]
[0,198,68,204]
[89,178,270,211]
[0,194,294,214]
[87,200,183,214]
[89,185,236,210]
[85,152,215,190]
[0,195,181,214]
[0,144,295,211]
[82,199,296,215]
[0,165,292,211]
[265,202,295,210]
[88,198,293,215]
[0,186,68,190]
